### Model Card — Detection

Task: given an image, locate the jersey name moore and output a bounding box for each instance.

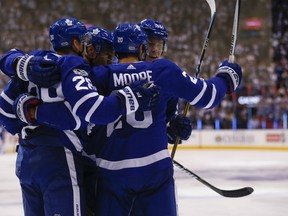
[113,70,153,87]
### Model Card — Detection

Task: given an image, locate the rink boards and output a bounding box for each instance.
[2,129,288,153]
[169,129,288,150]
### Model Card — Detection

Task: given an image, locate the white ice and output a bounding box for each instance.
[1,149,288,216]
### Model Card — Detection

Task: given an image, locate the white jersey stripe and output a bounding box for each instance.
[0,91,14,105]
[64,130,83,153]
[0,108,16,118]
[64,148,81,216]
[96,149,171,170]
[64,101,82,130]
[190,80,207,105]
[204,84,216,109]
[72,92,99,114]
[85,95,104,122]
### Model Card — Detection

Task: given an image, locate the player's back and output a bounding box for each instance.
[90,59,179,176]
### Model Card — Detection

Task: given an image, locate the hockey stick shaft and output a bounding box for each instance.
[173,160,254,198]
[195,12,216,78]
[228,0,241,63]
[171,0,216,159]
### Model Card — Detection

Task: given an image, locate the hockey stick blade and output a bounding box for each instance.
[173,160,254,198]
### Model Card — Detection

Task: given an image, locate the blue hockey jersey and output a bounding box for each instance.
[25,57,229,176]
[0,49,134,154]
[85,58,228,176]
[1,51,228,176]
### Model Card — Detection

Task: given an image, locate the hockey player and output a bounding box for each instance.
[80,25,116,214]
[88,23,242,215]
[139,18,168,61]
[0,18,160,216]
[24,23,241,215]
[26,25,192,214]
[139,18,192,145]
[10,22,242,215]
[84,26,115,66]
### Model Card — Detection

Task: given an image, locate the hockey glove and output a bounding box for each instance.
[215,60,242,94]
[116,80,160,115]
[13,93,42,124]
[16,55,60,87]
[167,114,192,144]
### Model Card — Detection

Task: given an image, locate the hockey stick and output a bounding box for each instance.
[173,1,254,198]
[171,0,216,159]
[228,0,241,63]
[173,160,254,198]
[228,0,241,129]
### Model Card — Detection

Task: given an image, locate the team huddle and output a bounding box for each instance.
[0,17,242,216]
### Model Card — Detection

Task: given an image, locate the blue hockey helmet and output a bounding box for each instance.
[113,23,148,54]
[49,17,87,50]
[86,26,113,53]
[139,19,168,41]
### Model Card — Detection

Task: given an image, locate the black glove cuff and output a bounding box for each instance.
[12,56,22,71]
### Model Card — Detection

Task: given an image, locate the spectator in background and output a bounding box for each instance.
[0,0,287,129]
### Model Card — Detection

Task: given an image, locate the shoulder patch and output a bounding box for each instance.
[73,69,89,76]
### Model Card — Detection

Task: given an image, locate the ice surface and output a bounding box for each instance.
[1,149,288,216]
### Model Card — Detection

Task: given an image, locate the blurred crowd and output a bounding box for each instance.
[0,0,287,129]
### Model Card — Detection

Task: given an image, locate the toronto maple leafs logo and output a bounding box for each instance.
[92,28,101,35]
[65,19,73,26]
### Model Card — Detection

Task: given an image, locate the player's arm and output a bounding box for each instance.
[0,79,26,135]
[60,55,160,125]
[165,97,179,122]
[0,49,25,78]
[35,101,88,130]
[12,55,160,127]
[0,49,60,87]
[155,59,242,109]
[12,93,89,130]
[14,81,159,128]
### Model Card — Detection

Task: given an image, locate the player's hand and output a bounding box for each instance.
[13,93,42,124]
[16,54,60,87]
[215,60,242,94]
[167,114,192,144]
[116,80,160,115]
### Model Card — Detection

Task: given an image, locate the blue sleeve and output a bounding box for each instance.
[0,49,56,79]
[0,49,25,78]
[166,97,179,123]
[0,79,26,135]
[58,55,124,125]
[36,101,88,130]
[153,59,228,109]
[28,49,55,56]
